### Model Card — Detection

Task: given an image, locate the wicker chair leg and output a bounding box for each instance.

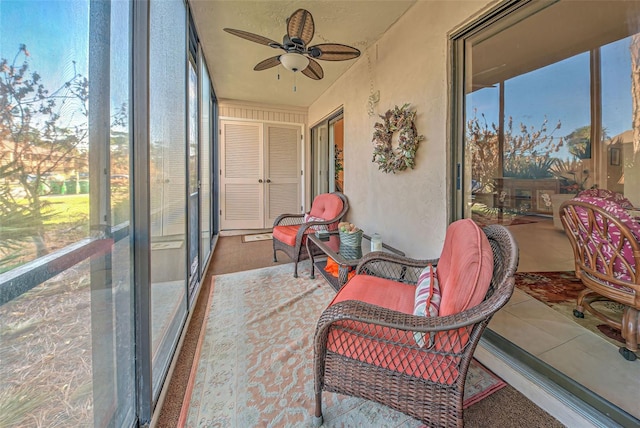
[293,260,299,278]
[313,394,323,427]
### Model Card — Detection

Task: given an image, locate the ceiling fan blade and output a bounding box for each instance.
[301,58,323,80]
[308,44,361,61]
[287,9,314,46]
[254,56,281,71]
[223,28,281,48]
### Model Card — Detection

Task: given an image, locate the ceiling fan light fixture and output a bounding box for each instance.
[280,53,309,72]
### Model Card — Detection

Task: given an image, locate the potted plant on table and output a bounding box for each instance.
[338,222,362,247]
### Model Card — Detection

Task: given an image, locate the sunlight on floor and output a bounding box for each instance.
[490,217,640,419]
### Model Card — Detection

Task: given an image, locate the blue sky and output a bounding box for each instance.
[0,1,132,132]
[467,35,634,160]
[0,1,89,89]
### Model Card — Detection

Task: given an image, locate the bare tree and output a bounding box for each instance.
[466,110,564,192]
[0,44,88,264]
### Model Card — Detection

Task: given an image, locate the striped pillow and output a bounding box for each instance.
[304,213,328,231]
[413,264,441,347]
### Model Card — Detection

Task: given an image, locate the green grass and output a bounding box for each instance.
[41,194,89,226]
[8,192,130,231]
[0,193,133,272]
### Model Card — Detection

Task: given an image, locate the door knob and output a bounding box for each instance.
[258,179,263,183]
[266,179,271,183]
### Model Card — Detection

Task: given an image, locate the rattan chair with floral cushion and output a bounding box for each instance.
[560,195,640,361]
[272,192,348,278]
[576,188,635,210]
[312,221,518,428]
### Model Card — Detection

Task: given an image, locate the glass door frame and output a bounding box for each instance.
[187,52,199,301]
[310,109,343,200]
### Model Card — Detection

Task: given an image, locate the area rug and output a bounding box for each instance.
[514,272,626,346]
[180,264,506,427]
[241,232,273,243]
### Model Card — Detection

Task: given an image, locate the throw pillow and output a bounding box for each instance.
[413,264,441,347]
[304,213,328,231]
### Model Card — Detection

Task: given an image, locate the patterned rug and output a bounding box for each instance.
[514,272,626,346]
[180,264,506,427]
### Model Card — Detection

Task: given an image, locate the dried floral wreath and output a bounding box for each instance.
[371,104,425,174]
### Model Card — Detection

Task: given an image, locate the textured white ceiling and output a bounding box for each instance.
[189,1,416,107]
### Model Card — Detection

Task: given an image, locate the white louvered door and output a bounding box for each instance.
[220,121,264,229]
[266,124,301,226]
[220,120,301,230]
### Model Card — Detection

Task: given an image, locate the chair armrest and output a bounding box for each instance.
[314,278,514,362]
[356,252,439,285]
[273,213,304,227]
[316,299,493,336]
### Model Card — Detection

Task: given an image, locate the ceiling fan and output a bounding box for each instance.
[223,8,361,80]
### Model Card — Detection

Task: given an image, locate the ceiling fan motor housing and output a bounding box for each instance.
[283,35,305,53]
[307,46,322,58]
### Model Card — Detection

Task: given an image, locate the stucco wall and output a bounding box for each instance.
[308,1,493,258]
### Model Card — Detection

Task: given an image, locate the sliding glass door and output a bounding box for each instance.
[149,0,188,398]
[200,56,212,277]
[310,111,344,200]
[452,0,640,421]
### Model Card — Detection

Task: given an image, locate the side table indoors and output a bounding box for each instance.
[306,230,404,291]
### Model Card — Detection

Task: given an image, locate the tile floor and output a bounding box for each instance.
[489,217,640,420]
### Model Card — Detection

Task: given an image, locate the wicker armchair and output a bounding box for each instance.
[560,196,640,361]
[273,192,348,278]
[312,224,518,427]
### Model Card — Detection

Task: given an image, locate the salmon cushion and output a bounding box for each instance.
[436,219,494,317]
[272,224,311,246]
[309,193,343,230]
[330,274,415,311]
[326,275,461,384]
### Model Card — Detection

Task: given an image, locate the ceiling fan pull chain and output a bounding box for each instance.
[293,73,297,92]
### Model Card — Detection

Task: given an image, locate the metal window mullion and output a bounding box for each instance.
[590,48,603,186]
[132,0,152,425]
[88,1,115,426]
[184,13,195,307]
[212,95,220,236]
[196,44,210,281]
[449,35,465,222]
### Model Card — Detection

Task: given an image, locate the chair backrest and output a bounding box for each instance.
[577,188,634,210]
[436,219,495,316]
[308,192,349,230]
[433,223,518,354]
[560,195,640,287]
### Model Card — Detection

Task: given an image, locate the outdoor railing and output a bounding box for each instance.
[0,222,129,305]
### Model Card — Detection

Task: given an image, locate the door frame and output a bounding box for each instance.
[219,116,305,230]
[310,109,344,201]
